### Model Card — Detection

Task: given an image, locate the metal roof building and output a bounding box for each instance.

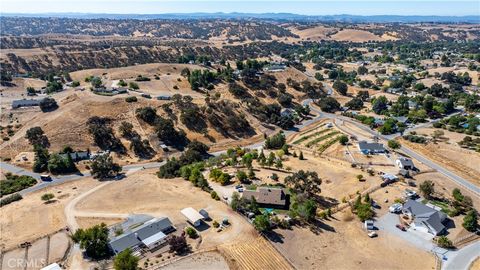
[108,217,174,254]
[181,207,204,227]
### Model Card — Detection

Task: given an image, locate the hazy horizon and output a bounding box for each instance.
[1,1,479,16]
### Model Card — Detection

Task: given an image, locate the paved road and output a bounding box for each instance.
[2,100,478,198]
[442,241,480,270]
[315,110,480,198]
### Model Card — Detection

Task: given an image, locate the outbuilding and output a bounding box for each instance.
[181,207,205,227]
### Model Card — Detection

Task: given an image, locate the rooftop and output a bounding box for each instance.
[242,187,287,206]
[181,207,204,224]
[109,217,173,254]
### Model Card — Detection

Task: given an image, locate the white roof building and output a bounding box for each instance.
[181,207,204,227]
[141,231,167,248]
[41,263,62,270]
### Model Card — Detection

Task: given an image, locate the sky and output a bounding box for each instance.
[1,0,479,16]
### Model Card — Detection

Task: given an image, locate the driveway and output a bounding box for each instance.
[377,213,480,270]
[377,212,441,252]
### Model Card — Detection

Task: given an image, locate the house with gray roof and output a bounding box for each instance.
[12,99,42,109]
[108,217,174,254]
[396,157,415,170]
[358,141,386,154]
[402,200,447,236]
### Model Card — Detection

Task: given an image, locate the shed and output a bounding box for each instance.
[199,209,209,219]
[181,207,204,227]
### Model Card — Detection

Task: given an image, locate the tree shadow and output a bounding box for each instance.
[264,230,285,244]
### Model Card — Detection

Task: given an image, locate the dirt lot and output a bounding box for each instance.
[270,209,434,270]
[0,177,99,250]
[74,169,291,269]
[161,251,230,270]
[470,257,480,270]
[0,231,70,270]
[400,136,480,186]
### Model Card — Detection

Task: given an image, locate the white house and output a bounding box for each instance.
[396,157,415,170]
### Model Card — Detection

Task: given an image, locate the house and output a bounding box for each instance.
[12,99,42,109]
[358,141,386,154]
[59,151,91,162]
[393,116,409,124]
[381,173,398,183]
[408,100,418,110]
[280,108,295,117]
[157,95,172,100]
[108,217,174,254]
[181,207,205,227]
[264,64,286,73]
[402,200,447,236]
[242,187,289,209]
[396,157,415,170]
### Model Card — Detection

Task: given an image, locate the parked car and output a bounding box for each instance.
[237,188,244,193]
[235,184,243,189]
[389,203,402,213]
[405,189,418,199]
[396,224,407,231]
[371,200,380,209]
[40,174,52,181]
[368,231,378,238]
[364,220,374,230]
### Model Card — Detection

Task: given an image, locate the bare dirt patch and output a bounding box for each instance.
[0,177,99,250]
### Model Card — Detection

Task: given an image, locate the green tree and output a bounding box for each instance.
[388,140,401,149]
[90,154,122,179]
[230,192,241,211]
[253,214,271,232]
[372,96,389,114]
[463,210,478,232]
[339,135,349,145]
[236,170,248,183]
[436,236,454,249]
[113,248,138,270]
[33,145,50,173]
[71,223,111,260]
[285,170,321,197]
[333,80,348,96]
[356,203,374,222]
[419,180,435,200]
[299,151,304,160]
[25,126,49,147]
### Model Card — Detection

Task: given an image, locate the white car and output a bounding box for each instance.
[389,203,403,213]
[368,231,378,238]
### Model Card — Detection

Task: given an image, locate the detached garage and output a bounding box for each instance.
[181,207,204,227]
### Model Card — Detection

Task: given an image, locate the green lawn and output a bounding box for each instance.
[423,199,452,214]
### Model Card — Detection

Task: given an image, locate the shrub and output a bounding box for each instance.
[436,236,454,249]
[41,193,55,202]
[388,140,401,149]
[0,174,37,195]
[185,227,198,238]
[213,221,220,228]
[125,96,138,103]
[211,191,220,200]
[0,193,23,207]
